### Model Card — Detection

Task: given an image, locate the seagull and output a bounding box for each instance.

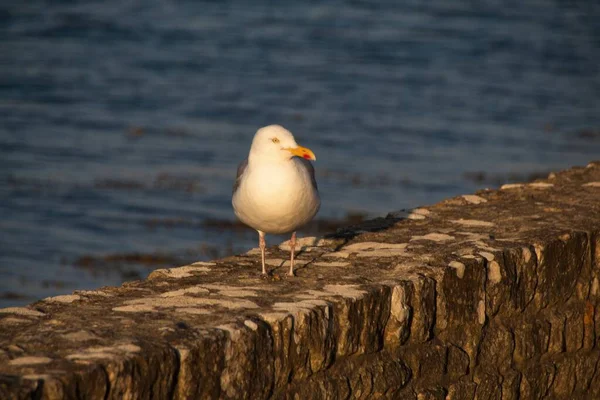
[232,125,320,276]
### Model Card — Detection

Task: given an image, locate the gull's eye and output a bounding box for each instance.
[271,137,280,144]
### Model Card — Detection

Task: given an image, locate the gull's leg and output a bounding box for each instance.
[258,230,267,275]
[289,231,296,277]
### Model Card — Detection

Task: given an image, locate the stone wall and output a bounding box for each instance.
[1,162,600,399]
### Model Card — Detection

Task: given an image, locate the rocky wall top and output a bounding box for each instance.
[1,161,600,399]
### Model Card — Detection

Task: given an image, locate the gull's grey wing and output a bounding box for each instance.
[297,157,318,191]
[232,158,248,195]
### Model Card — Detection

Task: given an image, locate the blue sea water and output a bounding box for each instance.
[1,0,600,307]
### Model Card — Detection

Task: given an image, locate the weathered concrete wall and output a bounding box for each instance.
[1,162,600,400]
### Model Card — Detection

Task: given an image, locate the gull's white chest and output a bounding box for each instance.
[233,159,320,234]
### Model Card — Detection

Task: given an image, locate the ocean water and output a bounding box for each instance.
[1,0,600,307]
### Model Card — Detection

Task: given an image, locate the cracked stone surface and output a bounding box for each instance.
[1,161,600,399]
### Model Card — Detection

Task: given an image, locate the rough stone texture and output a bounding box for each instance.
[2,161,600,399]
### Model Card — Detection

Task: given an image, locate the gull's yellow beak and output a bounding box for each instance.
[286,145,316,161]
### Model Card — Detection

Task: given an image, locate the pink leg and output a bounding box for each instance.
[259,231,267,275]
[289,231,296,277]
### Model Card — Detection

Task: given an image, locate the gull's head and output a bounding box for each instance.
[249,125,316,163]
